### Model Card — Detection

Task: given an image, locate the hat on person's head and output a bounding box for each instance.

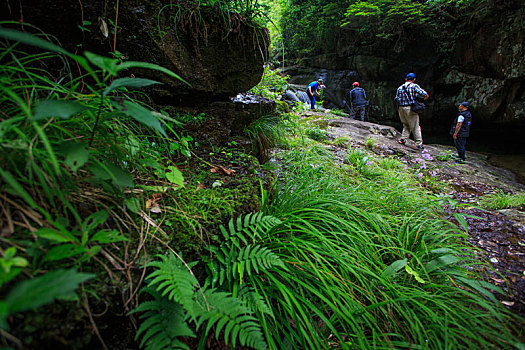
[317,78,323,83]
[457,101,470,108]
[352,82,359,86]
[406,73,416,80]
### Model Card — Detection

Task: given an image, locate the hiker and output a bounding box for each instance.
[450,101,472,163]
[395,73,429,150]
[306,79,325,110]
[349,82,368,121]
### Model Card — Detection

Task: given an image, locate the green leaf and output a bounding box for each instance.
[84,51,119,76]
[405,264,425,284]
[90,229,128,243]
[125,197,141,213]
[0,28,97,83]
[32,100,87,120]
[0,269,94,330]
[456,277,498,302]
[64,142,90,171]
[0,169,39,209]
[381,258,407,278]
[83,210,109,233]
[453,213,469,233]
[3,248,16,260]
[106,163,134,188]
[43,244,88,262]
[0,28,70,56]
[140,158,161,169]
[90,162,134,188]
[103,78,161,97]
[117,61,190,86]
[165,166,184,187]
[425,255,459,274]
[34,227,78,243]
[112,101,167,137]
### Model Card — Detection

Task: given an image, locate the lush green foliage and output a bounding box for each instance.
[132,215,278,350]
[281,0,348,61]
[0,26,189,331]
[279,0,516,60]
[248,66,289,99]
[478,190,525,210]
[133,135,522,349]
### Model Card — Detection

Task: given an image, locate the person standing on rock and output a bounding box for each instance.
[349,81,368,121]
[395,73,429,150]
[450,101,472,163]
[306,79,325,110]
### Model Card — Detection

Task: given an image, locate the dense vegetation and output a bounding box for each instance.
[1,1,524,349]
[278,0,524,62]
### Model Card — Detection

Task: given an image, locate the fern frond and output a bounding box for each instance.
[194,289,267,350]
[213,244,286,285]
[146,253,199,310]
[220,212,282,245]
[237,285,274,319]
[131,288,195,350]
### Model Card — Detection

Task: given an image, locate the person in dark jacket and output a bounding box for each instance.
[349,82,368,121]
[450,101,472,163]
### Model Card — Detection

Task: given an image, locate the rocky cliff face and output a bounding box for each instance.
[283,2,524,141]
[0,0,269,104]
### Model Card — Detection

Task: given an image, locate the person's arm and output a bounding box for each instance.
[453,122,463,139]
[414,84,429,100]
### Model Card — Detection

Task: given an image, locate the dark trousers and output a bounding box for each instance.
[454,137,467,160]
[351,106,366,121]
[307,92,315,109]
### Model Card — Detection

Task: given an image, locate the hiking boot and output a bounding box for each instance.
[398,139,406,145]
[416,145,424,150]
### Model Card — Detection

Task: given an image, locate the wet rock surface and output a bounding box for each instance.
[308,110,525,318]
[445,180,525,317]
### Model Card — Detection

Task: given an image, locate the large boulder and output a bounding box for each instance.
[0,0,269,104]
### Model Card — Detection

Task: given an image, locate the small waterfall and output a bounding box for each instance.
[296,91,310,104]
[282,90,301,103]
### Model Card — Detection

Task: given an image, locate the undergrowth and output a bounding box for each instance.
[132,120,523,349]
[1,20,523,350]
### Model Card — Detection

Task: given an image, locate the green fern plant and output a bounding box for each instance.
[210,244,285,287]
[220,212,282,247]
[194,289,267,350]
[132,251,267,350]
[131,287,195,350]
[208,213,285,287]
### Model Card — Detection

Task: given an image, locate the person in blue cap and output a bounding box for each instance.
[349,82,368,121]
[395,73,429,150]
[450,101,472,163]
[306,79,325,110]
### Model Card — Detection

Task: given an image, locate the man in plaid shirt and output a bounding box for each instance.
[395,73,429,150]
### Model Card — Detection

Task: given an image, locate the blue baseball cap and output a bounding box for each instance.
[457,101,470,108]
[406,73,416,80]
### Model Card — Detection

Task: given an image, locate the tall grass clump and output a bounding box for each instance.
[195,146,521,349]
[478,189,525,210]
[244,114,284,161]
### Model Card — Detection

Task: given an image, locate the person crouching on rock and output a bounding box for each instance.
[450,101,472,163]
[306,79,325,110]
[349,81,368,121]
